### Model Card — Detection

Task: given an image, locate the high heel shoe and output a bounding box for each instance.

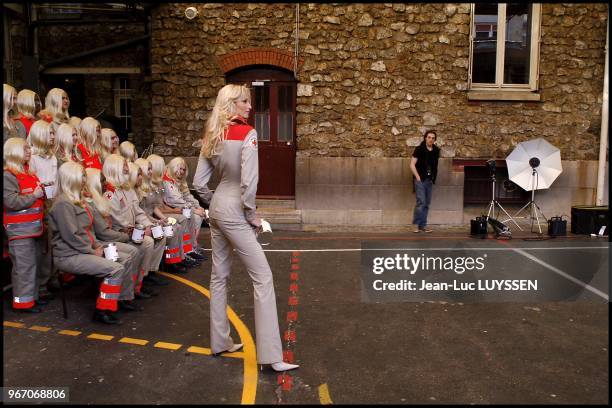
[271,362,300,372]
[213,343,243,356]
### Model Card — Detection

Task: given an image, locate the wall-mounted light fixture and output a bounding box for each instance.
[185,6,198,20]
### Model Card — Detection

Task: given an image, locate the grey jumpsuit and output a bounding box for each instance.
[193,127,283,364]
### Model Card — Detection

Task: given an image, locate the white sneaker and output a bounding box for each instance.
[271,362,300,372]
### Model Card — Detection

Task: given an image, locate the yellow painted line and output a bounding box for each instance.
[29,325,52,332]
[88,333,114,341]
[159,271,258,405]
[4,321,26,328]
[318,383,333,405]
[154,341,182,351]
[119,337,149,346]
[187,346,212,355]
[58,330,81,336]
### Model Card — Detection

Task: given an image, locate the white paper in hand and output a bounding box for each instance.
[257,219,273,246]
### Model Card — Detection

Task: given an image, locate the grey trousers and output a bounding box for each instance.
[36,228,53,295]
[188,213,203,251]
[9,237,43,306]
[54,252,130,299]
[112,242,140,300]
[132,235,166,276]
[209,218,283,364]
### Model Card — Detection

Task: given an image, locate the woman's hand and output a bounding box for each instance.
[144,226,152,237]
[33,186,44,199]
[94,247,104,257]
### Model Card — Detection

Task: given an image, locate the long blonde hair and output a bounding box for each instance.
[55,124,77,164]
[134,158,152,198]
[3,137,29,174]
[79,117,100,154]
[57,161,85,206]
[127,161,142,190]
[119,141,138,162]
[84,167,112,216]
[16,89,40,119]
[68,116,82,140]
[43,88,70,124]
[201,84,251,158]
[29,120,55,158]
[4,84,17,130]
[147,154,165,187]
[166,156,189,193]
[99,128,117,162]
[102,153,128,189]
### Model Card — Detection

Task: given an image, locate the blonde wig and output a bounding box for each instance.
[102,153,128,189]
[201,84,251,158]
[166,156,189,193]
[3,137,29,174]
[29,120,55,158]
[147,154,165,187]
[134,158,152,198]
[99,128,118,161]
[43,88,70,123]
[85,167,112,216]
[79,117,100,154]
[4,83,17,130]
[119,140,138,162]
[16,89,40,119]
[68,116,82,139]
[55,123,77,164]
[57,161,85,206]
[127,161,142,191]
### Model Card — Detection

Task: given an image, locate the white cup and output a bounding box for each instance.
[182,207,192,219]
[163,225,174,237]
[151,224,164,239]
[44,185,56,199]
[131,227,145,243]
[257,219,273,246]
[103,243,119,262]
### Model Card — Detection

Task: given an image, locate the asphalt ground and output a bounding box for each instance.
[2,228,609,404]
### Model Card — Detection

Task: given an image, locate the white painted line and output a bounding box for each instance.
[509,247,609,301]
[206,246,610,253]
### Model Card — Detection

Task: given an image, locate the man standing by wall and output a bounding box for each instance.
[409,130,440,233]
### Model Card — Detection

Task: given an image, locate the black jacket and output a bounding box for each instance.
[412,142,440,184]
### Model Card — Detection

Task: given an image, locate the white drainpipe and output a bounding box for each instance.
[596,18,609,206]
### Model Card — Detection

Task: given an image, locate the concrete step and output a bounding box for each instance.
[256,199,296,209]
[257,206,302,224]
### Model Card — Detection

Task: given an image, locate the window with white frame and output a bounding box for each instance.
[113,77,133,134]
[469,3,541,96]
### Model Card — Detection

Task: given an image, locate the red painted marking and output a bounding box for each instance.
[292,251,300,257]
[288,296,299,306]
[287,311,298,322]
[290,272,298,281]
[283,350,295,363]
[291,257,300,264]
[282,375,293,391]
[291,264,300,271]
[283,330,296,342]
[289,283,298,292]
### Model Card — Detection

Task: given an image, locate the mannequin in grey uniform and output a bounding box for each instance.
[193,84,299,372]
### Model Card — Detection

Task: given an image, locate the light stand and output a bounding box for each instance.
[513,157,547,234]
[484,160,522,231]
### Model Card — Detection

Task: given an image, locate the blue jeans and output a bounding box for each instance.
[412,179,433,228]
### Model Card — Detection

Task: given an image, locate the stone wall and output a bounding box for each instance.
[150,3,608,162]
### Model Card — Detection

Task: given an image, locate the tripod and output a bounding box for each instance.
[486,173,522,230]
[513,168,547,234]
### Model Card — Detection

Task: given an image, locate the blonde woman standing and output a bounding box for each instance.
[119,140,138,162]
[148,154,200,268]
[55,123,78,167]
[98,128,120,163]
[39,87,70,130]
[76,117,103,170]
[162,157,207,263]
[192,84,298,371]
[28,119,59,300]
[16,89,42,136]
[4,84,27,141]
[3,137,46,313]
[48,161,131,324]
[84,167,143,311]
[102,154,160,299]
[135,158,187,276]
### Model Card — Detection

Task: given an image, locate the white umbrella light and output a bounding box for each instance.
[506,138,562,191]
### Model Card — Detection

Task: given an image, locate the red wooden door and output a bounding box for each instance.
[226,68,297,197]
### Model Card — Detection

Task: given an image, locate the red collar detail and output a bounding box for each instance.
[104,182,115,193]
[163,172,176,183]
[229,115,248,125]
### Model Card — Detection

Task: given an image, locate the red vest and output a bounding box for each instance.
[17,114,36,136]
[3,169,44,241]
[225,116,254,141]
[77,143,103,170]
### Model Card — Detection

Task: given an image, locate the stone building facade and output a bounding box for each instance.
[149,3,608,227]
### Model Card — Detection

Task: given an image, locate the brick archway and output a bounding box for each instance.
[217,47,304,74]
